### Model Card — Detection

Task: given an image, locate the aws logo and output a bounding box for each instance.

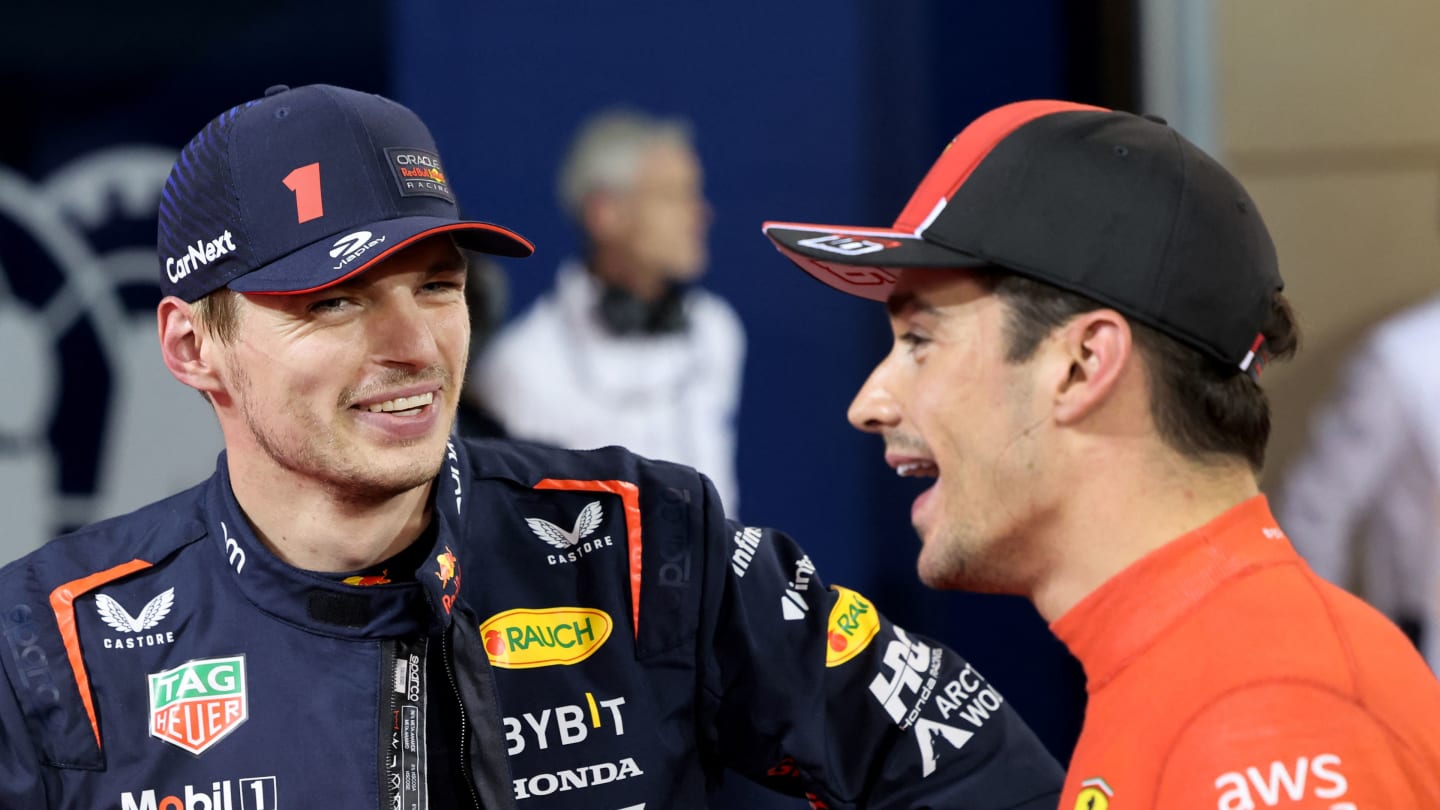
[480,607,612,669]
[1214,754,1353,809]
[825,586,879,667]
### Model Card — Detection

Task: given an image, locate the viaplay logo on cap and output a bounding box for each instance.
[328,229,387,273]
[385,147,454,203]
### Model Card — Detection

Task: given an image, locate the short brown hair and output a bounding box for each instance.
[190,286,241,343]
[988,273,1300,473]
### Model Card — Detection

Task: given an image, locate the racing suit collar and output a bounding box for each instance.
[204,438,474,637]
[1051,495,1294,691]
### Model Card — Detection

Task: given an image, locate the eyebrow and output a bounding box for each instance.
[427,255,468,276]
[885,291,940,319]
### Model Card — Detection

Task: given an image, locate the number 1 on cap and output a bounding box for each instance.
[282,162,324,223]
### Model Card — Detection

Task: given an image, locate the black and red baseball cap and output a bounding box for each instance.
[763,99,1283,374]
[158,84,533,303]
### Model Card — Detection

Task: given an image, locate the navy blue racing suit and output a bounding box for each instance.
[0,436,1062,808]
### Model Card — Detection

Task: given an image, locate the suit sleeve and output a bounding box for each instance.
[1153,683,1439,808]
[694,483,1062,809]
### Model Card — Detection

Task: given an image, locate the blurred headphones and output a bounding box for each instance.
[597,282,688,335]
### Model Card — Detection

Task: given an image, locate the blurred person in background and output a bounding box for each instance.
[474,109,746,511]
[1277,295,1440,673]
[765,99,1440,806]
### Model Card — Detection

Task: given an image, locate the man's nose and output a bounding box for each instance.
[372,295,443,367]
[848,362,901,434]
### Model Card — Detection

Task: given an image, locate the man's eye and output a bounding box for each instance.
[309,298,349,313]
[899,332,930,349]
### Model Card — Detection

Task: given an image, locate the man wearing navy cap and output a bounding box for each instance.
[0,85,1062,808]
[764,99,1440,806]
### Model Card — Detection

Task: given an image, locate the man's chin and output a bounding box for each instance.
[338,441,450,499]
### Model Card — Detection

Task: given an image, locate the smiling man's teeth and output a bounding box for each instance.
[896,461,938,478]
[366,392,434,413]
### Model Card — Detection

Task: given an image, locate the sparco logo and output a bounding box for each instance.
[120,776,277,810]
[329,230,386,271]
[2,604,61,710]
[96,587,177,650]
[165,230,237,283]
[511,757,644,801]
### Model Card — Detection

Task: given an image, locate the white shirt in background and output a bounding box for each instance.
[475,260,745,512]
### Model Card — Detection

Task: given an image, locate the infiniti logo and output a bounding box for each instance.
[329,230,374,258]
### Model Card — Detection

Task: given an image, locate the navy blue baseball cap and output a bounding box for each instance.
[158,84,533,303]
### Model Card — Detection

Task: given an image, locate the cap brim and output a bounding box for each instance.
[762,221,986,301]
[229,216,533,296]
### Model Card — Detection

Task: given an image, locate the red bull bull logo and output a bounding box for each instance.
[434,547,461,613]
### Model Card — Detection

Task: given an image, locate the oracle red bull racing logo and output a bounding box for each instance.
[147,655,247,755]
[480,607,612,669]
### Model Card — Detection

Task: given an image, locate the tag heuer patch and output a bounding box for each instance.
[148,655,248,754]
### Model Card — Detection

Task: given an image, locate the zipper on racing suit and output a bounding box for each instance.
[442,627,484,810]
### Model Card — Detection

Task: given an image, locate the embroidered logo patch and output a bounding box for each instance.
[147,655,247,754]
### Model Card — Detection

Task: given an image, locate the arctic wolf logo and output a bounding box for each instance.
[526,502,604,549]
[96,588,175,633]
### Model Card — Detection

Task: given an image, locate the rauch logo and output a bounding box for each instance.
[147,655,248,755]
[825,586,880,668]
[480,607,612,669]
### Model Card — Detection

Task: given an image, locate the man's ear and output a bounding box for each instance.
[1051,309,1133,425]
[157,297,226,399]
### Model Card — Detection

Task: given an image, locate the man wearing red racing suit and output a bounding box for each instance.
[761,99,1440,808]
[0,84,1061,809]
